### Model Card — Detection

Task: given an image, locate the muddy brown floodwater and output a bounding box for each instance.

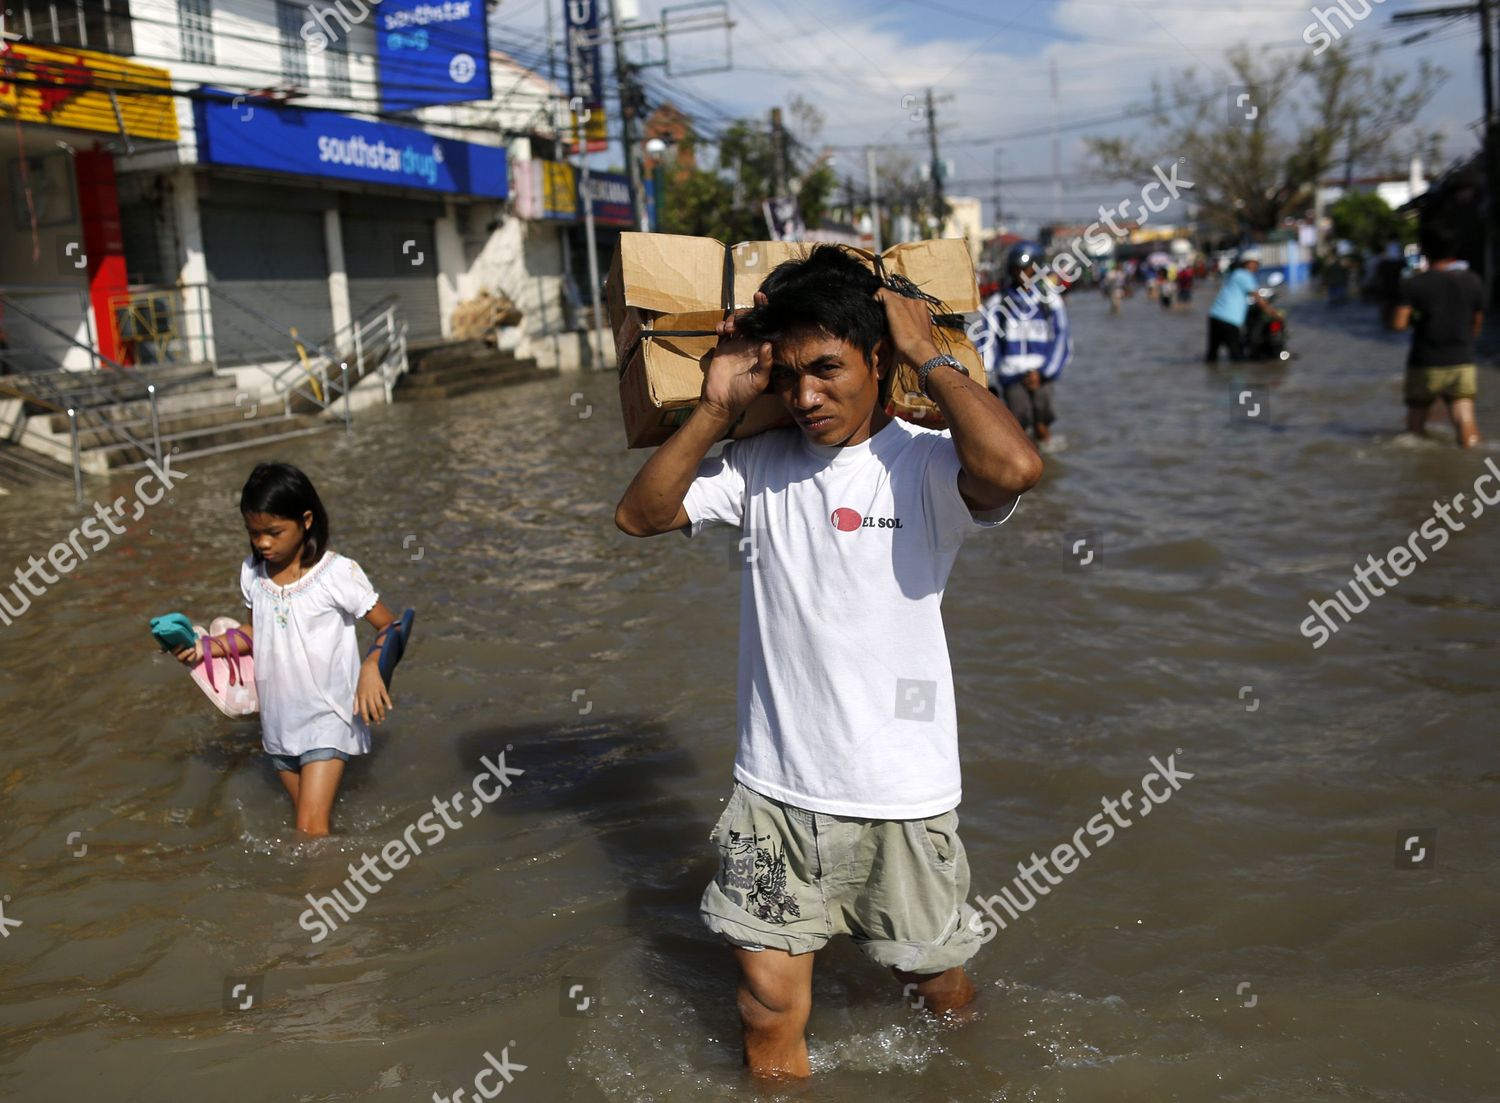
[1,288,1497,1102]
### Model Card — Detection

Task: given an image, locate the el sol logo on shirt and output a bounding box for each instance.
[831,508,903,531]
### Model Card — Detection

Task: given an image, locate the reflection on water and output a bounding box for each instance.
[1,293,1497,1102]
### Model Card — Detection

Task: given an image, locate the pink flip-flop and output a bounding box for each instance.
[189,618,258,718]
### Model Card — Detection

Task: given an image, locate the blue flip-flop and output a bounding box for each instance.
[150,612,198,652]
[378,608,415,688]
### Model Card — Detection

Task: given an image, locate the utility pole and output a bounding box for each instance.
[1050,58,1062,224]
[925,87,945,237]
[770,106,789,199]
[992,148,1004,231]
[1393,2,1499,304]
[605,0,651,231]
[867,146,884,252]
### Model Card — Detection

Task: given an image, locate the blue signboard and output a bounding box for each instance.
[377,0,492,112]
[195,91,508,198]
[582,172,635,227]
[565,0,604,110]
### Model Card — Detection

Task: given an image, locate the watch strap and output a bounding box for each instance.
[917,354,968,397]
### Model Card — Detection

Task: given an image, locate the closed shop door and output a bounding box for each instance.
[341,211,443,340]
[201,203,333,366]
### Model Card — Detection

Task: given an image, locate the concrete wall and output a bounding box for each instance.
[0,126,99,371]
[454,210,602,372]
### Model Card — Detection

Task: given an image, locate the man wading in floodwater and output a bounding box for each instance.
[615,247,1042,1080]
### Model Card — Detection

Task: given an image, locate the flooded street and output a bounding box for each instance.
[2,289,1497,1102]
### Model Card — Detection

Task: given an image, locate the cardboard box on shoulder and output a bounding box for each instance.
[606,233,986,449]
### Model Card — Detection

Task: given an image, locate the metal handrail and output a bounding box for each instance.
[176,282,323,370]
[263,297,408,420]
[0,285,409,495]
[0,292,143,384]
[0,292,163,487]
[0,285,101,372]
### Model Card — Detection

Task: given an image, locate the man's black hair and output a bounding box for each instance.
[240,461,330,568]
[736,245,894,399]
[1419,222,1459,262]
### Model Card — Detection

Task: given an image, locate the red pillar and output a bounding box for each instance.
[73,149,127,365]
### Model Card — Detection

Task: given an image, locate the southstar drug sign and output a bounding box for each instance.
[316,134,446,187]
[377,0,492,111]
[194,90,507,197]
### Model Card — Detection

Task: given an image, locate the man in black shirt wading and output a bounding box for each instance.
[1392,225,1486,448]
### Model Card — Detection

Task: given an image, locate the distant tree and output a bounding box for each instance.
[1085,43,1444,238]
[1329,192,1413,252]
[657,96,839,243]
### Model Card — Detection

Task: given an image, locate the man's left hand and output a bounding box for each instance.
[875,287,941,367]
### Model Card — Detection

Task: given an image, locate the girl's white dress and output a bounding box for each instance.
[239,550,378,757]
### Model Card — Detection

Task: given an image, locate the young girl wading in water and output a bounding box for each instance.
[176,462,397,836]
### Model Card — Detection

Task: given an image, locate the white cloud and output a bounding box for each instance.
[493,0,1479,225]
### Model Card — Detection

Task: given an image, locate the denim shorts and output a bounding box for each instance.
[700,782,984,974]
[267,747,350,773]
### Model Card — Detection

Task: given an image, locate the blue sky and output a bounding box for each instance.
[491,0,1486,230]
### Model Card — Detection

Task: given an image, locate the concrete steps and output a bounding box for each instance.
[13,361,343,475]
[13,362,218,412]
[112,421,339,471]
[394,342,546,402]
[95,411,331,468]
[45,376,245,433]
[0,442,75,491]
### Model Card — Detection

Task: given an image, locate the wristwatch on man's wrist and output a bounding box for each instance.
[916,353,969,397]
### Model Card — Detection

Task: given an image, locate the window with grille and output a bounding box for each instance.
[326,35,351,97]
[276,1,308,86]
[177,0,214,64]
[12,0,135,56]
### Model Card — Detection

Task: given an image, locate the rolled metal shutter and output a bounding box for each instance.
[340,211,443,341]
[200,203,334,367]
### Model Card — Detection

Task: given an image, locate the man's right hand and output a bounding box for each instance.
[700,297,773,421]
[1024,370,1041,392]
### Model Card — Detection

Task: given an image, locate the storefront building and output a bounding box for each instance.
[2,0,595,377]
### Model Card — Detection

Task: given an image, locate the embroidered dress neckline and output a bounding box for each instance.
[256,550,335,598]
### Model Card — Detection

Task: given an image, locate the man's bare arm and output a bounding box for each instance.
[615,308,773,538]
[615,402,737,536]
[876,289,1042,512]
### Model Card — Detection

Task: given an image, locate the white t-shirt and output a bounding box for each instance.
[684,418,1016,819]
[240,550,378,757]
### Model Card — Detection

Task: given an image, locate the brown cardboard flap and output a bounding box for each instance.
[728,241,812,309]
[887,328,987,428]
[610,233,979,320]
[619,329,792,448]
[615,307,723,376]
[610,231,983,446]
[641,310,724,402]
[609,234,726,318]
[837,239,980,313]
